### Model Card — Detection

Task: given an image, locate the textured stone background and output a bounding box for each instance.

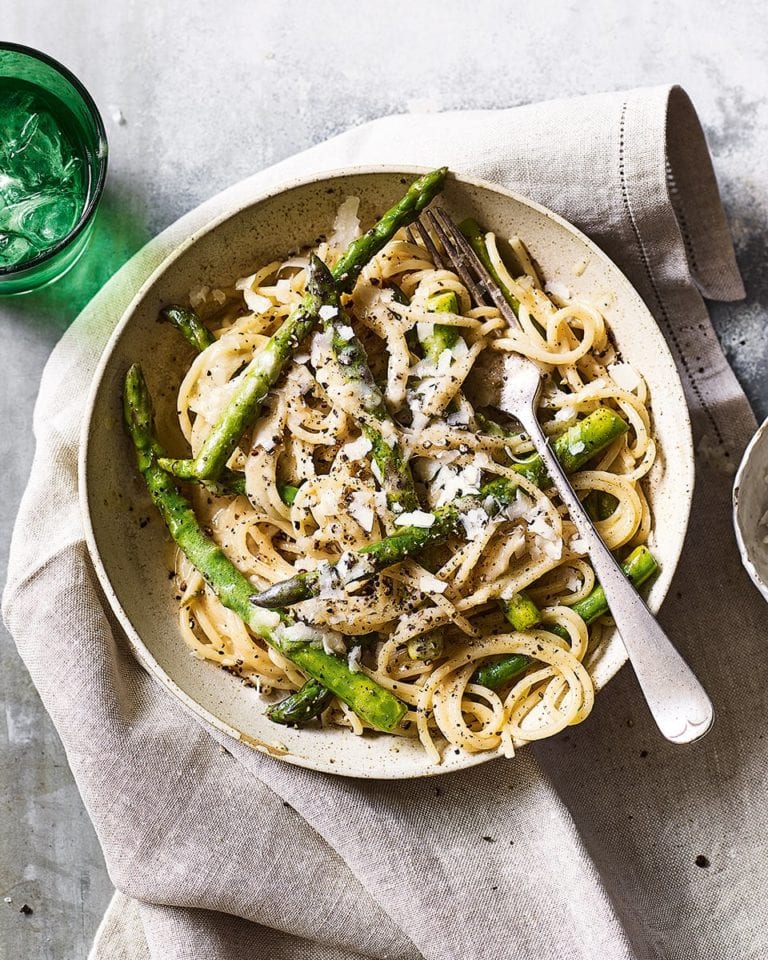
[1,2,766,957]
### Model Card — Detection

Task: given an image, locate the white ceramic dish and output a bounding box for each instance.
[80,167,694,778]
[733,416,768,603]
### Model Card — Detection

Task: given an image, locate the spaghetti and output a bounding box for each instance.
[171,201,654,763]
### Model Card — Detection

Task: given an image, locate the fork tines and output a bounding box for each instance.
[420,209,519,330]
[408,219,445,270]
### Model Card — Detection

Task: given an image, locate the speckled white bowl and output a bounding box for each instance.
[733,417,768,603]
[80,167,694,778]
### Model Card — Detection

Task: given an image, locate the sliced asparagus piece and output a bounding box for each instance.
[266,679,334,725]
[158,169,448,483]
[279,483,301,506]
[418,290,460,361]
[407,630,444,662]
[309,254,418,515]
[500,591,540,630]
[160,304,216,353]
[472,545,660,689]
[250,407,628,608]
[124,364,406,732]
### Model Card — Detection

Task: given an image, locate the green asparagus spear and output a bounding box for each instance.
[124,363,406,732]
[160,305,216,353]
[471,654,530,690]
[513,408,627,488]
[266,679,334,725]
[250,407,628,608]
[472,545,660,689]
[333,167,448,292]
[419,290,460,361]
[158,168,449,484]
[309,254,418,515]
[567,544,658,626]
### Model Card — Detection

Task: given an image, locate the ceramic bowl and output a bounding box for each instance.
[80,167,694,778]
[733,417,768,603]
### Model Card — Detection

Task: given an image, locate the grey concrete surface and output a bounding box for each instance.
[1,1,766,957]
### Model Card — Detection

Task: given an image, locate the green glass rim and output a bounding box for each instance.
[0,41,108,278]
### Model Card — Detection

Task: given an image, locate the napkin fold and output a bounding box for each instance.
[4,86,764,960]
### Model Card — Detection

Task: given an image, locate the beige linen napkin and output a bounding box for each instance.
[4,86,763,960]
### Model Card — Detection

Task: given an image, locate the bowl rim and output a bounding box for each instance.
[79,163,695,778]
[0,41,108,278]
[732,415,768,603]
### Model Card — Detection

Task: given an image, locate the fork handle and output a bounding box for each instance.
[517,410,714,744]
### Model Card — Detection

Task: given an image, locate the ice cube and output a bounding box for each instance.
[0,89,86,266]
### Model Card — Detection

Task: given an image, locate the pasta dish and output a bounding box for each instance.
[123,168,658,764]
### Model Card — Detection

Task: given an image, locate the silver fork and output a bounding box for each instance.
[421,208,714,745]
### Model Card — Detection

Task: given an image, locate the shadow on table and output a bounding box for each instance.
[3,179,150,334]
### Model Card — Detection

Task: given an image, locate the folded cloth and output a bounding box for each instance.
[4,85,763,960]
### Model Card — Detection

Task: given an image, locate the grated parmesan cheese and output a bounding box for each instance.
[554,406,577,423]
[544,280,572,302]
[310,329,332,366]
[432,463,481,508]
[446,408,470,427]
[416,321,434,342]
[329,196,361,250]
[348,645,363,673]
[336,551,376,585]
[417,572,448,594]
[394,510,435,528]
[319,304,339,322]
[607,362,641,392]
[569,535,588,554]
[529,512,558,541]
[235,274,273,314]
[505,491,534,521]
[336,323,354,341]
[414,457,442,482]
[436,349,453,374]
[533,535,563,561]
[348,491,375,533]
[343,434,373,461]
[189,284,210,308]
[274,621,346,655]
[460,507,489,541]
[250,417,279,452]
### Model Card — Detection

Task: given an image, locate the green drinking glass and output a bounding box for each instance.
[0,43,108,296]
